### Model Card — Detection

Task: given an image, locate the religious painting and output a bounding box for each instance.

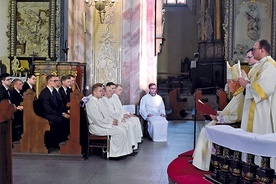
[8,0,57,60]
[223,0,276,64]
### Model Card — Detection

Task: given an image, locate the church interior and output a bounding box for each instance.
[1,0,276,183]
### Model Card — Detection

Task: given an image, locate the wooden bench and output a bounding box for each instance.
[13,89,50,153]
[167,88,186,120]
[13,89,84,156]
[0,99,16,184]
[216,88,227,111]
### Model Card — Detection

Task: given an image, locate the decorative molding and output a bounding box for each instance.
[95,2,120,84]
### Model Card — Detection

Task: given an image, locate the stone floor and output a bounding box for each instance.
[13,120,205,184]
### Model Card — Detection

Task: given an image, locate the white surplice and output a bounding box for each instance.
[85,96,132,157]
[112,94,143,143]
[240,56,276,169]
[241,56,276,134]
[101,96,138,150]
[192,88,244,171]
[139,93,168,142]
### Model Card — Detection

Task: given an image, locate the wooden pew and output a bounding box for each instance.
[59,90,83,155]
[13,89,83,156]
[216,88,227,111]
[0,99,16,184]
[167,88,185,119]
[13,89,50,153]
[194,89,227,119]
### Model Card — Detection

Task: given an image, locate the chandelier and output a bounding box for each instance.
[85,0,115,24]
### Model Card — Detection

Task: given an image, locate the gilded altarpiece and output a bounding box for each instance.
[223,0,276,64]
[8,0,59,66]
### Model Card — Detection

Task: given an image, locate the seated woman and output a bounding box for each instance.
[192,61,245,171]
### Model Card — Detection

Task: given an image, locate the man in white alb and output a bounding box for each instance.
[85,83,133,158]
[139,83,168,142]
[113,83,143,143]
[101,83,139,151]
[238,39,276,169]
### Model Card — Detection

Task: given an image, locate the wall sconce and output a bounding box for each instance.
[85,0,115,24]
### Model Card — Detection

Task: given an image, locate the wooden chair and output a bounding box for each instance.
[83,107,110,159]
[88,134,110,159]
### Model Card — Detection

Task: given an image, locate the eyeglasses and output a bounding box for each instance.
[246,55,254,59]
[50,80,60,82]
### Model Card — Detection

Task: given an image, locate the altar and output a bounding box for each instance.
[205,125,276,157]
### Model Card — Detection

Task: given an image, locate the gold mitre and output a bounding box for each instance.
[226,61,242,80]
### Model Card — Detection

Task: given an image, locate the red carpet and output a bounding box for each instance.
[167,150,211,184]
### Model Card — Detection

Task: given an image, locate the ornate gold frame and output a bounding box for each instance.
[223,0,276,62]
[8,0,58,60]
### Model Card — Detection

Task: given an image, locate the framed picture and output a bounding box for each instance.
[8,0,57,60]
[223,0,276,63]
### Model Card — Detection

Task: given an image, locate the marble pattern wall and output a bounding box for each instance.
[68,0,157,105]
[121,0,157,105]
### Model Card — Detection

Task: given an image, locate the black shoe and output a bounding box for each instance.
[48,147,59,154]
[109,155,128,160]
[129,151,138,156]
[188,160,193,164]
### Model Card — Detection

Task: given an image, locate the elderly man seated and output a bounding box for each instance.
[192,61,245,171]
[139,83,168,142]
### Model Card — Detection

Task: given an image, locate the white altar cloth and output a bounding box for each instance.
[205,125,276,157]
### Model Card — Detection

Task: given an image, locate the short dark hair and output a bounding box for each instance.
[0,73,10,81]
[26,74,35,80]
[46,75,56,82]
[148,83,156,89]
[92,83,103,93]
[259,39,271,54]
[61,75,71,82]
[12,79,23,84]
[67,74,75,78]
[115,84,122,88]
[246,48,253,53]
[106,82,115,86]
